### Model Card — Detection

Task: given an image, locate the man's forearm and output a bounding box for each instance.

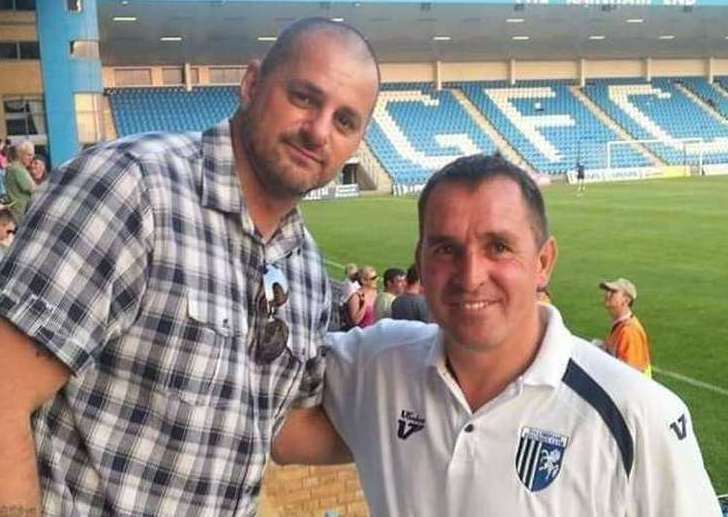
[272,407,353,465]
[0,414,41,515]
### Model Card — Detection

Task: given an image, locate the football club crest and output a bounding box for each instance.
[515,427,568,492]
[396,409,425,440]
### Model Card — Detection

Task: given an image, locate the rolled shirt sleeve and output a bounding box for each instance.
[0,147,154,374]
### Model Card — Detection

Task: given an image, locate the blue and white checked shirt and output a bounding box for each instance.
[0,120,331,516]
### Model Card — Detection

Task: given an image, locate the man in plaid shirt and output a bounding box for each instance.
[0,18,379,515]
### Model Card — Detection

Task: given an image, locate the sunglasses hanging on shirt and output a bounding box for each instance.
[255,263,290,364]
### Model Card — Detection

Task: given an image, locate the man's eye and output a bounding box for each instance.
[433,244,455,256]
[291,91,312,106]
[491,241,510,255]
[336,114,356,132]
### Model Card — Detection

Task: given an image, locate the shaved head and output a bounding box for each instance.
[260,17,380,87]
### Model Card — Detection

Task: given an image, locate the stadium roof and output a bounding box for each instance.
[98,0,728,66]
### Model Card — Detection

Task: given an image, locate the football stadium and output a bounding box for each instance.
[1,0,728,515]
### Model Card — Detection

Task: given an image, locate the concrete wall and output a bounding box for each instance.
[101,57,728,88]
[0,10,41,140]
[652,58,708,77]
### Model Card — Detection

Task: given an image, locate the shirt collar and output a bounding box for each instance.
[426,328,447,371]
[520,304,574,388]
[200,119,241,215]
[424,304,575,389]
[611,311,633,329]
[199,119,306,261]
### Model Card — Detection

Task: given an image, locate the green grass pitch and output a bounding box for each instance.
[302,175,728,494]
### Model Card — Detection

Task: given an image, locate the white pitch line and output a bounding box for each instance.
[324,258,346,270]
[653,366,728,398]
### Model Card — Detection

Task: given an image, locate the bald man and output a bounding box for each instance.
[0,18,379,515]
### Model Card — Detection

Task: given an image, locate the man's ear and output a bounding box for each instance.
[536,236,558,290]
[239,59,262,108]
[414,240,422,278]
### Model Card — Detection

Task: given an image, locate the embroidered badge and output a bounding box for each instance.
[397,409,425,440]
[516,427,568,492]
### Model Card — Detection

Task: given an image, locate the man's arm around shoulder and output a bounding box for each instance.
[0,318,70,513]
[271,406,352,465]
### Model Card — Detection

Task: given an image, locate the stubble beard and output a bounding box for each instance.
[239,116,327,200]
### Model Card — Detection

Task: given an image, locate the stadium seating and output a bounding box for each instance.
[582,78,728,165]
[106,78,728,184]
[367,83,497,185]
[457,80,650,172]
[107,87,238,136]
[678,77,728,121]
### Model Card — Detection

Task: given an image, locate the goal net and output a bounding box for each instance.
[607,138,704,175]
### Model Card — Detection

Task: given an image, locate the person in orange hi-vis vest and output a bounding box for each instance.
[599,277,652,378]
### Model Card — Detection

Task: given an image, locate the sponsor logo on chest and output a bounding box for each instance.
[397,409,425,440]
[516,426,569,492]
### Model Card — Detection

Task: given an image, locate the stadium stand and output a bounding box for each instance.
[107,86,238,136]
[367,83,497,185]
[106,78,728,184]
[679,77,728,121]
[456,80,651,173]
[583,78,728,166]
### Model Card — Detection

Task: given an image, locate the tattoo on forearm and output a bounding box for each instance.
[0,507,39,517]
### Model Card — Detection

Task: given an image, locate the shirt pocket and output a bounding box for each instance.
[164,289,228,406]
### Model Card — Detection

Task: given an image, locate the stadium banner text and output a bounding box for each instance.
[305,184,360,201]
[566,166,689,184]
[702,165,728,176]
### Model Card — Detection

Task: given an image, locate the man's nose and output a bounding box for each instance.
[459,249,488,291]
[301,111,332,148]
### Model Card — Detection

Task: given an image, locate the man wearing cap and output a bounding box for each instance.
[600,278,652,377]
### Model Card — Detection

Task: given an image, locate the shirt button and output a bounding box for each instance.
[464,424,474,433]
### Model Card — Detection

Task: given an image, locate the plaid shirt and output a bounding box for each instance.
[0,120,330,516]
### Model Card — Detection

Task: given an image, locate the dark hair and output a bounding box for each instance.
[383,267,405,287]
[0,208,16,225]
[405,264,420,286]
[260,17,380,85]
[417,153,549,246]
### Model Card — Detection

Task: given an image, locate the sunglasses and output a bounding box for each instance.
[364,275,378,281]
[255,264,290,364]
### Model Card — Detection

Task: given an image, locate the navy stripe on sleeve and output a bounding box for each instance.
[562,359,634,477]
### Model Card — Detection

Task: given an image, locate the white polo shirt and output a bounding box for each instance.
[324,306,720,516]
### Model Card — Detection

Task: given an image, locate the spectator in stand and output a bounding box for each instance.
[0,208,16,259]
[391,263,429,322]
[599,278,652,377]
[29,155,47,185]
[338,263,361,330]
[0,139,10,198]
[374,267,405,321]
[340,263,360,307]
[347,265,378,328]
[4,140,37,223]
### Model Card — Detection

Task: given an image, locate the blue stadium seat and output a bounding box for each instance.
[582,78,728,165]
[366,83,497,186]
[107,86,238,136]
[458,80,650,173]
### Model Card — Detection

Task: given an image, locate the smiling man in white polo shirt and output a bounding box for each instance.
[273,153,721,516]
